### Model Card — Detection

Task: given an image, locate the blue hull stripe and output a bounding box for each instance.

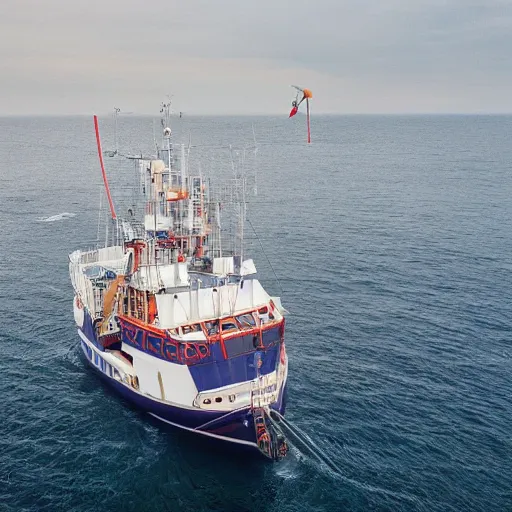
[78,330,286,448]
[148,413,258,448]
[189,344,279,391]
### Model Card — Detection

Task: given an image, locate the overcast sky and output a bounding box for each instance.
[1,0,511,115]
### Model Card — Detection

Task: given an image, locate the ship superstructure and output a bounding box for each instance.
[69,104,289,459]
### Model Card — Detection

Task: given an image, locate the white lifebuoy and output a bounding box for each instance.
[73,295,85,328]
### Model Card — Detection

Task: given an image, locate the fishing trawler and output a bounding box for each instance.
[68,103,289,459]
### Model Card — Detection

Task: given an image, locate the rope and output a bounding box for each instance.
[246,218,284,294]
[269,410,343,477]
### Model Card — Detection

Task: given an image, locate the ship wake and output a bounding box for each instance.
[37,212,76,222]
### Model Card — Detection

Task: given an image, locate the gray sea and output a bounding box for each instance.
[0,114,511,511]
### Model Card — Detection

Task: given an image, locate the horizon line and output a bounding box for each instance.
[2,111,512,118]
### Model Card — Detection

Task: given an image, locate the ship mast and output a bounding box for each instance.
[108,99,255,270]
[94,115,117,221]
[236,150,247,263]
[113,107,120,156]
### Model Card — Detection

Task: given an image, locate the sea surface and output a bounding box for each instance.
[0,114,511,511]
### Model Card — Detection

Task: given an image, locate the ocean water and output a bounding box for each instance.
[0,114,511,511]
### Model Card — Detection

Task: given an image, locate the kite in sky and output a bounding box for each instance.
[289,85,313,143]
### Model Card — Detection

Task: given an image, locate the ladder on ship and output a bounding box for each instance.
[250,373,287,460]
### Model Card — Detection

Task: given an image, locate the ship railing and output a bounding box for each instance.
[120,219,145,241]
[69,247,128,318]
[71,246,125,266]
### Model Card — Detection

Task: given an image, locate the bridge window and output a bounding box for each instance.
[221,319,238,333]
[236,313,256,328]
[204,321,219,335]
[182,323,202,335]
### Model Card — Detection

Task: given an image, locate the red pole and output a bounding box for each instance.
[306,98,311,144]
[93,115,117,220]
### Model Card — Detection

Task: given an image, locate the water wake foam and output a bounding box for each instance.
[269,411,421,505]
[36,212,76,222]
[269,410,343,477]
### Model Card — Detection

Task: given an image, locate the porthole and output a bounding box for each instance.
[228,394,236,403]
[203,398,211,405]
[215,397,223,403]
